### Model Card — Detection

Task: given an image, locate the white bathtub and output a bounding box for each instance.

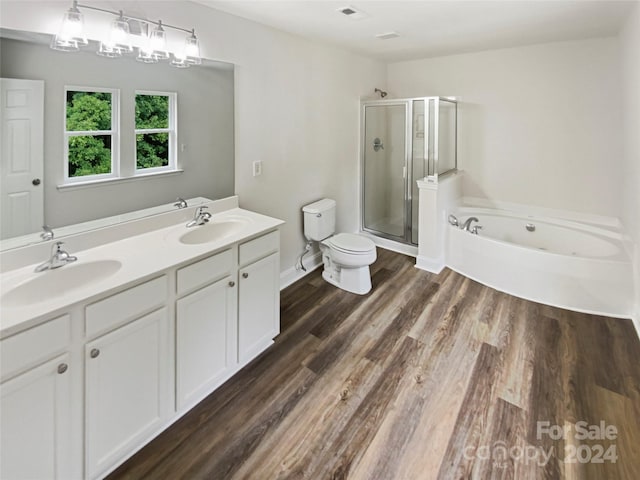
[446,207,634,317]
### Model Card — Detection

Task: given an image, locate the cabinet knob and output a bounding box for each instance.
[90,348,100,358]
[242,272,249,279]
[57,363,68,374]
[228,281,235,287]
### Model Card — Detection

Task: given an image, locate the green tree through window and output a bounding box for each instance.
[135,94,171,170]
[65,91,113,177]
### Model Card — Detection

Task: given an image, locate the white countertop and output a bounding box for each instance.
[0,206,284,339]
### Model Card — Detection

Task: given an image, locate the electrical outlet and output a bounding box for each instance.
[252,161,263,177]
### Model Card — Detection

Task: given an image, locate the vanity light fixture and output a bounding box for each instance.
[51,0,88,51]
[170,30,201,68]
[147,20,169,60]
[183,30,202,65]
[97,10,132,58]
[51,1,202,67]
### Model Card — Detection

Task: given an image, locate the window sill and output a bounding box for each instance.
[57,169,184,191]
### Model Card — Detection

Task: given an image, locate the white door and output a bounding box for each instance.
[0,78,44,239]
[85,308,169,479]
[176,276,237,410]
[238,253,280,363]
[0,354,72,480]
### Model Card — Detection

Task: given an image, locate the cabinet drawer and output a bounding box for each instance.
[85,276,167,338]
[239,230,279,266]
[1,314,71,381]
[177,249,233,296]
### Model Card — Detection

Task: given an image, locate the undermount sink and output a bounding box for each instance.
[2,260,122,308]
[179,219,249,245]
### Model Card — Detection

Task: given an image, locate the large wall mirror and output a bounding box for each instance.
[0,28,234,250]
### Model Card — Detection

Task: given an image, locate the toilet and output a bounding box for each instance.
[302,198,377,295]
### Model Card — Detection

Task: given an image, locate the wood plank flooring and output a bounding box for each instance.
[108,249,640,480]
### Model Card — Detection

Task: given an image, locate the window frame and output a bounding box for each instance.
[63,86,120,184]
[134,90,177,175]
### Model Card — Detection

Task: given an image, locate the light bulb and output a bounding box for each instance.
[150,21,166,51]
[108,12,131,52]
[185,31,200,58]
[51,0,87,51]
[61,11,83,39]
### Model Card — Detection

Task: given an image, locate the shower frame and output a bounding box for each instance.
[360,96,457,245]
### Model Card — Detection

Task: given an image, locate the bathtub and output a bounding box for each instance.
[446,207,634,317]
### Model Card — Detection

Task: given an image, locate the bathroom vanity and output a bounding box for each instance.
[0,196,284,479]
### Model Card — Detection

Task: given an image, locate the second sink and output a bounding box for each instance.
[179,219,249,245]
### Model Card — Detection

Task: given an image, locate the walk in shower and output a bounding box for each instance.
[361,97,457,245]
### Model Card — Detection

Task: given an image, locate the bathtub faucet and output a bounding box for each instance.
[461,217,479,232]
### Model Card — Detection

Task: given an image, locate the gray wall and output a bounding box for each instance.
[1,37,234,229]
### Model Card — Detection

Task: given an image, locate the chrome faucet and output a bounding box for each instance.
[186,206,211,228]
[174,197,188,209]
[461,217,479,232]
[41,225,54,241]
[35,241,78,272]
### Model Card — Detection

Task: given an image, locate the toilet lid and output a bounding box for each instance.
[328,233,375,253]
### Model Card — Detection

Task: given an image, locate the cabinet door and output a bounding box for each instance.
[176,276,237,409]
[238,252,280,364]
[85,308,169,479]
[0,354,72,480]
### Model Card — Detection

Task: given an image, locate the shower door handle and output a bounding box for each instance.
[402,166,407,179]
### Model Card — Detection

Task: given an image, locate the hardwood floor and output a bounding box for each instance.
[109,249,640,479]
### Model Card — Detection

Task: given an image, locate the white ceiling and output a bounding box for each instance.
[193,0,637,62]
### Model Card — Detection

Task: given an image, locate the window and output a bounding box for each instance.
[62,88,178,186]
[64,87,119,182]
[135,92,176,173]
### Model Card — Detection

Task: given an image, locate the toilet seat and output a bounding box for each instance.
[321,233,377,271]
[325,233,375,254]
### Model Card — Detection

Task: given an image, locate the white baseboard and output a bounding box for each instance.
[279,252,323,290]
[415,255,445,274]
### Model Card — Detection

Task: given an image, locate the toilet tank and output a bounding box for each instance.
[302,198,336,241]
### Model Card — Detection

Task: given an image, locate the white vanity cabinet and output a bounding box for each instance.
[238,231,280,363]
[175,249,237,410]
[0,315,73,480]
[84,277,170,479]
[0,202,283,480]
[175,230,281,407]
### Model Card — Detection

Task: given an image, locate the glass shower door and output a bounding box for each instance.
[410,99,426,245]
[362,103,407,241]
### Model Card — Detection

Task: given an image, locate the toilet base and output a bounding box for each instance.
[322,262,372,295]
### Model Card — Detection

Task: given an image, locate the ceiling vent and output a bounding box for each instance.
[337,6,368,20]
[376,32,400,40]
